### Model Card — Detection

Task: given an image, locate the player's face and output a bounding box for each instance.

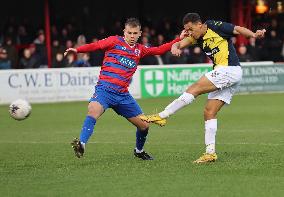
[124,25,142,46]
[184,22,203,39]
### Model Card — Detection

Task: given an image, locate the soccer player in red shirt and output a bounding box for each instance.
[65,18,187,160]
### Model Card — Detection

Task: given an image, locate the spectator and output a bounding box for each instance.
[51,39,65,60]
[76,53,91,67]
[3,25,18,45]
[25,44,40,68]
[163,49,188,64]
[33,31,47,67]
[140,36,159,65]
[238,45,252,62]
[159,20,175,41]
[17,25,31,44]
[60,28,69,45]
[163,34,188,64]
[96,27,107,39]
[51,25,59,41]
[89,37,104,66]
[65,52,77,67]
[65,39,74,50]
[0,48,12,69]
[18,48,38,69]
[110,20,122,35]
[154,34,165,64]
[52,52,66,68]
[269,18,280,33]
[142,26,150,39]
[149,28,157,40]
[75,34,87,62]
[75,34,87,48]
[141,35,150,47]
[0,14,284,68]
[2,36,18,68]
[265,30,282,62]
[187,46,207,64]
[66,23,77,41]
[247,37,260,61]
[156,34,165,46]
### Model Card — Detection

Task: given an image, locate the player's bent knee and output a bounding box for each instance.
[204,108,217,119]
[88,108,97,117]
[138,121,150,131]
[87,102,104,118]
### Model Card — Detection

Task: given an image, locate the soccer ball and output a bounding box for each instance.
[9,99,32,120]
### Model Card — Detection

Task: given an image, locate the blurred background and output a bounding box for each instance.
[0,0,284,69]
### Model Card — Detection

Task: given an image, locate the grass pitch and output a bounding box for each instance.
[0,93,284,197]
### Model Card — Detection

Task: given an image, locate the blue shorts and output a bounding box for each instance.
[89,86,143,118]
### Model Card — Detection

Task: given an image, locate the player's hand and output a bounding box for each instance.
[253,29,266,39]
[179,29,189,40]
[64,48,77,57]
[171,46,182,57]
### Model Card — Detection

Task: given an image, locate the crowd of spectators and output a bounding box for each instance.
[1,16,284,69]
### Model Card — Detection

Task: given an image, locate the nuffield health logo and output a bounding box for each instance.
[144,70,164,97]
[141,67,211,98]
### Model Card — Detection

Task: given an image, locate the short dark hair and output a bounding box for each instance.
[125,18,141,28]
[183,13,202,25]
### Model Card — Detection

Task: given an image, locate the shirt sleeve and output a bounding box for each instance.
[76,36,116,53]
[141,37,181,57]
[219,22,235,36]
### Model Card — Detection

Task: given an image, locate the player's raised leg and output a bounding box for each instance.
[71,101,104,158]
[140,75,218,126]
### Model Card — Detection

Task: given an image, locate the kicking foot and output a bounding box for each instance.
[139,114,167,127]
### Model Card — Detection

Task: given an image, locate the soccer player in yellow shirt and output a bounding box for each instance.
[141,13,266,163]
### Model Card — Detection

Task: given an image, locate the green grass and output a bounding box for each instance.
[0,93,284,197]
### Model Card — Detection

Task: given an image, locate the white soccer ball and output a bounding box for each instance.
[9,99,32,120]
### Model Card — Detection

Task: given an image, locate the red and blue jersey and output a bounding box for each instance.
[76,36,180,93]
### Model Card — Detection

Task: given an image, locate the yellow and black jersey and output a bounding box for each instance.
[191,20,240,68]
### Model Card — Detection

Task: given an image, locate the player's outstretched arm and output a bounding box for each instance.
[64,36,115,57]
[141,30,190,57]
[142,38,181,57]
[233,26,266,39]
[142,30,189,57]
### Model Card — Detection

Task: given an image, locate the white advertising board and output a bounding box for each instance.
[0,67,141,104]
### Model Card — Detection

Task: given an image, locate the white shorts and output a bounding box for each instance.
[205,66,242,104]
